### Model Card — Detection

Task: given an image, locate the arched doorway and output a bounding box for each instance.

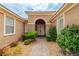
[35,19,46,37]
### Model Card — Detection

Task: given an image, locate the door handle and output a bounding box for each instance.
[40,30,41,32]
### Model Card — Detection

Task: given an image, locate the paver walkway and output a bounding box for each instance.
[19,37,63,56]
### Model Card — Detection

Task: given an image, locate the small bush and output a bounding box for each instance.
[10,42,18,47]
[22,31,37,41]
[46,27,57,41]
[24,40,31,45]
[57,24,79,55]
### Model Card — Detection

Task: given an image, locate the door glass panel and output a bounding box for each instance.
[36,24,45,36]
[40,24,44,35]
[37,25,40,35]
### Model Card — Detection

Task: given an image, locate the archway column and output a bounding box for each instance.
[28,23,35,32]
[46,23,52,35]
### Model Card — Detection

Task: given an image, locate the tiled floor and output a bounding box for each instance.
[19,37,63,56]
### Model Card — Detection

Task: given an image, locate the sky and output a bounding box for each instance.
[1,3,63,18]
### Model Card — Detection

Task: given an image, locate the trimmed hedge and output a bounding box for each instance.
[57,24,79,55]
[22,31,37,41]
[46,27,57,41]
[22,31,37,45]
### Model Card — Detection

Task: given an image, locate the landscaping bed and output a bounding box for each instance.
[46,25,79,56]
[22,31,37,45]
[57,24,79,56]
[0,31,37,56]
[0,42,22,56]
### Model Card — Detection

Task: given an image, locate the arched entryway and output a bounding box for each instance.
[35,19,46,37]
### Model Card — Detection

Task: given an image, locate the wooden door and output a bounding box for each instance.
[37,24,45,36]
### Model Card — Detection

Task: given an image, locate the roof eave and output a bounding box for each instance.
[50,3,78,22]
[0,4,26,22]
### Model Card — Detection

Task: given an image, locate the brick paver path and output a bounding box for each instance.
[19,37,63,56]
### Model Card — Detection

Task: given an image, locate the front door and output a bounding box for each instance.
[37,24,45,36]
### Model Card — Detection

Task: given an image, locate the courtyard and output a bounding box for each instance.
[3,37,63,56]
[0,3,79,56]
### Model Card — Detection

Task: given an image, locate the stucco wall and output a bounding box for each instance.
[51,19,56,27]
[51,4,79,34]
[64,4,79,26]
[28,24,35,31]
[27,14,53,35]
[28,15,52,23]
[0,8,25,49]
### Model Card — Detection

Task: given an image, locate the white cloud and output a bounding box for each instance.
[30,3,49,11]
[1,3,63,18]
[18,3,49,11]
[54,3,59,5]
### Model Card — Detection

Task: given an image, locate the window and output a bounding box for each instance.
[4,16,15,35]
[59,18,63,31]
[57,16,64,33]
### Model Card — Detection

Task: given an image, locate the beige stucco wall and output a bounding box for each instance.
[64,4,79,26]
[51,4,79,34]
[0,8,25,49]
[27,11,55,35]
[51,19,56,27]
[28,15,52,34]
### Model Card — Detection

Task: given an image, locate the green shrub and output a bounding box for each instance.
[22,31,37,41]
[24,40,31,45]
[10,42,18,47]
[57,24,79,55]
[46,27,57,41]
[46,35,51,41]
